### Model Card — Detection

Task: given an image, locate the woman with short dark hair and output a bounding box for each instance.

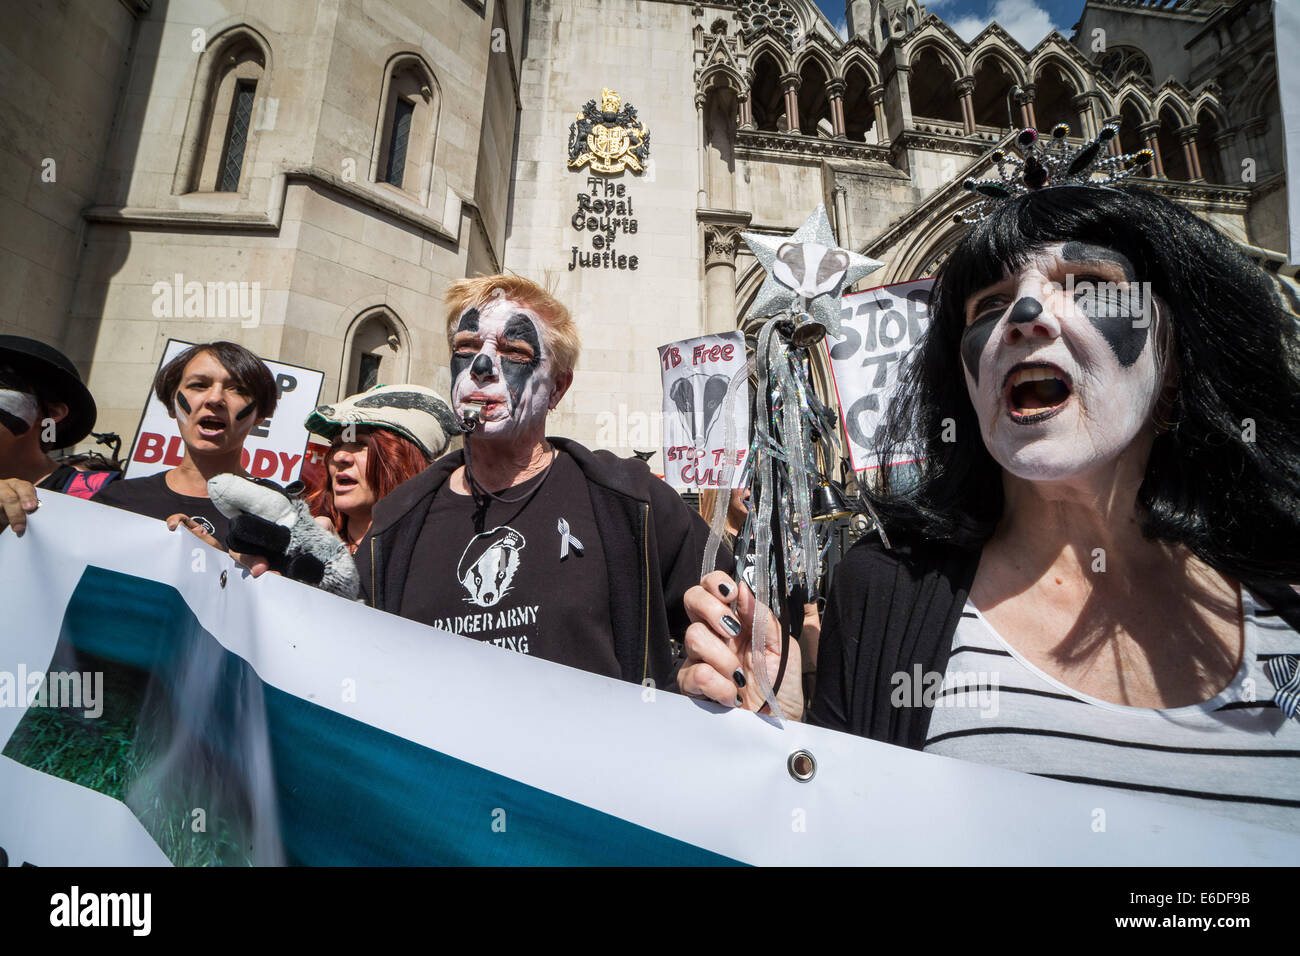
[95,341,278,543]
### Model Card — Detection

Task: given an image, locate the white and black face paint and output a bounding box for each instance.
[959,242,1163,481]
[0,388,38,437]
[450,297,554,441]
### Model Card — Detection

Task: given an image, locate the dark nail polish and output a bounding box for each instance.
[734,694,744,708]
[721,615,742,637]
[718,581,732,598]
[733,669,746,688]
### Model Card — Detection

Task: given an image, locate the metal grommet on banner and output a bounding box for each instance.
[787,749,816,782]
[220,570,228,589]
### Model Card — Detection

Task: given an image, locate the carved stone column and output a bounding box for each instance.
[1138,120,1165,177]
[1213,128,1237,185]
[1179,124,1202,181]
[1071,92,1095,140]
[780,72,801,134]
[738,90,753,131]
[1017,83,1036,130]
[869,84,888,144]
[826,78,847,139]
[696,91,708,207]
[831,184,852,247]
[704,225,740,332]
[954,76,975,134]
[1103,113,1123,155]
[1242,116,1268,176]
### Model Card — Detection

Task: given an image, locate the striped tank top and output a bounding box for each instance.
[923,587,1300,833]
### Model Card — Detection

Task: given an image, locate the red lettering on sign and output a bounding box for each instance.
[133,432,165,464]
[300,441,329,489]
[251,448,277,478]
[164,436,185,466]
[691,343,735,365]
[278,451,302,481]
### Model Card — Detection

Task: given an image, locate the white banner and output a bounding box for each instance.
[825,278,935,471]
[124,340,323,485]
[658,331,749,490]
[2,495,1297,865]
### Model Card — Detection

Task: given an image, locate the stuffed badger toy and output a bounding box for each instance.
[208,473,361,599]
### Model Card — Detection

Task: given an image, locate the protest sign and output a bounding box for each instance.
[658,331,748,489]
[123,340,323,485]
[824,278,934,471]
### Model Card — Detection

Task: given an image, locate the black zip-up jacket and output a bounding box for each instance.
[354,436,732,688]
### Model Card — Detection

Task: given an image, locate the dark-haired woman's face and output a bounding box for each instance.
[959,242,1162,481]
[172,350,262,456]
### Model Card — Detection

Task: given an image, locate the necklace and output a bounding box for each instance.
[464,442,559,505]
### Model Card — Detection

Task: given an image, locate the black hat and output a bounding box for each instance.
[0,335,97,449]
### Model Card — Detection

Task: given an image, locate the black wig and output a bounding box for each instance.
[867,184,1300,584]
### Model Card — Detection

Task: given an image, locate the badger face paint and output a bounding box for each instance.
[959,242,1163,481]
[450,298,553,441]
[172,350,260,454]
[0,389,39,437]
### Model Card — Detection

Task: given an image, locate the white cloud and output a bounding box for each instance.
[949,0,1061,48]
[833,15,848,40]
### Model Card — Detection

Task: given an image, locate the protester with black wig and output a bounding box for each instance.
[683,182,1300,832]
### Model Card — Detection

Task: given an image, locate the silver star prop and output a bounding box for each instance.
[740,204,882,338]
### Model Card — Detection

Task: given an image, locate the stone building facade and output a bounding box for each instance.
[0,0,1292,463]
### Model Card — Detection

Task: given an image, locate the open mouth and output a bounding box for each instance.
[334,474,359,492]
[1003,362,1072,423]
[196,415,228,437]
[464,395,503,417]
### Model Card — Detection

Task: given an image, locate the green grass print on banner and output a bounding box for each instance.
[8,566,741,866]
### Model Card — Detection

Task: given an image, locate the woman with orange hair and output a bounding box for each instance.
[303,384,457,553]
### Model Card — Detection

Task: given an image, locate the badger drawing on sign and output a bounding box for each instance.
[457,526,526,608]
[668,372,729,451]
[773,241,850,299]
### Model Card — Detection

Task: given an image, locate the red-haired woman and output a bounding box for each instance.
[303,384,457,554]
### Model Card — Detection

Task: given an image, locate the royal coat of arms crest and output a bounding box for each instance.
[567,88,650,174]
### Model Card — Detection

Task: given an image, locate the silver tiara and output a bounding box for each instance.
[953,124,1155,226]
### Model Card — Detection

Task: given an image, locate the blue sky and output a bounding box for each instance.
[812,0,1091,48]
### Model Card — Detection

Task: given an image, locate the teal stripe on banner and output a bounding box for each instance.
[57,566,742,866]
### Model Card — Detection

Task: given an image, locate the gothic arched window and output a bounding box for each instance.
[1098,46,1153,85]
[371,55,440,199]
[176,29,270,195]
[343,309,408,396]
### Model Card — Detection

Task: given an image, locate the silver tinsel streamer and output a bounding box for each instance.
[701,363,750,579]
[747,316,784,720]
[703,205,883,722]
[699,313,852,724]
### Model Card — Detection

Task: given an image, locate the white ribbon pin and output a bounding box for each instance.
[557,517,584,560]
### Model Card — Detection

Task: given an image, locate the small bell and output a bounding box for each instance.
[812,481,853,522]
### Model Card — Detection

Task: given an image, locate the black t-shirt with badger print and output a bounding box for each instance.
[398,450,619,678]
